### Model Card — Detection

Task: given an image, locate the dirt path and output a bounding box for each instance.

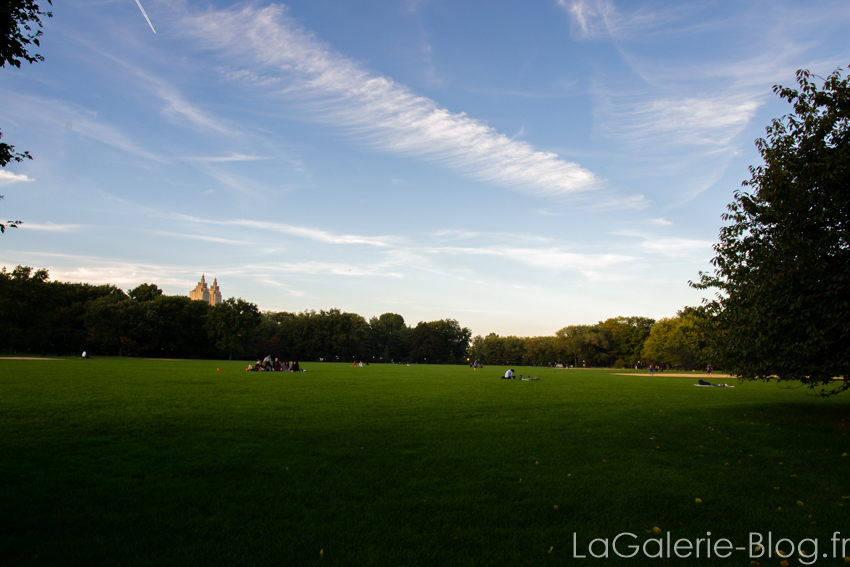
[610,372,732,378]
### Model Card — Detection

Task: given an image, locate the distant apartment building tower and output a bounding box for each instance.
[190,274,222,306]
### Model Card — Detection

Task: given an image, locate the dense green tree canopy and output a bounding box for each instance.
[0,265,49,352]
[694,66,850,393]
[556,324,609,367]
[205,298,261,360]
[640,309,709,370]
[598,316,655,366]
[368,313,411,362]
[1,264,669,366]
[409,319,471,364]
[128,283,163,302]
[85,297,163,357]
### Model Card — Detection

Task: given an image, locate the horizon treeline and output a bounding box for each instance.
[0,266,711,368]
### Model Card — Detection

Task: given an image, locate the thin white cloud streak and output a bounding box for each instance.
[615,230,714,259]
[431,229,553,244]
[153,231,254,245]
[4,252,198,288]
[649,218,672,226]
[185,154,269,163]
[156,83,230,134]
[1,94,162,161]
[599,93,762,150]
[638,237,714,258]
[134,0,157,34]
[563,0,616,38]
[426,245,632,280]
[199,167,260,196]
[252,261,404,278]
[175,214,400,248]
[55,102,163,162]
[2,252,402,291]
[20,222,81,232]
[0,170,33,184]
[69,38,235,135]
[562,0,723,42]
[183,4,604,200]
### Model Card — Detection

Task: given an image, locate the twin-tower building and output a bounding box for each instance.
[189,274,222,306]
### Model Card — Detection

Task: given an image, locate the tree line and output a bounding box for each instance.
[1,265,715,368]
[0,267,474,363]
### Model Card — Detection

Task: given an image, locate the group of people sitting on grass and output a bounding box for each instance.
[246,356,302,372]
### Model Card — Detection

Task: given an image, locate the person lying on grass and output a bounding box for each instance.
[698,379,730,387]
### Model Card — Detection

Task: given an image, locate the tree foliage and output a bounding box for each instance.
[693,66,850,393]
[0,194,22,233]
[0,265,49,352]
[0,265,674,367]
[0,0,52,68]
[204,298,261,360]
[556,324,609,367]
[409,319,471,364]
[367,313,411,362]
[128,283,164,302]
[640,309,709,370]
[85,296,163,357]
[1,0,52,231]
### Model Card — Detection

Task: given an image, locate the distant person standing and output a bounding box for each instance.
[649,364,654,376]
[707,364,713,376]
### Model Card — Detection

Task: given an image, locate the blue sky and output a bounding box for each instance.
[1,0,848,336]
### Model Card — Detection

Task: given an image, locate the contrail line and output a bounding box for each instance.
[134,0,157,34]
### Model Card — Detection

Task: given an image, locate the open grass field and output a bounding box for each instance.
[2,358,849,566]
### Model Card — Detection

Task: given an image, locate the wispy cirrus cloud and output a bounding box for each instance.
[252,261,403,278]
[616,230,714,259]
[426,245,632,280]
[600,93,762,149]
[3,252,402,292]
[1,93,162,161]
[561,0,689,40]
[562,0,616,38]
[181,4,608,201]
[153,231,255,245]
[175,214,400,248]
[638,237,714,258]
[71,39,235,136]
[0,170,33,185]
[185,154,269,163]
[20,222,81,232]
[6,251,198,287]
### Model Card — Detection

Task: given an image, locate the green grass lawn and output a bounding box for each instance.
[2,358,849,566]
